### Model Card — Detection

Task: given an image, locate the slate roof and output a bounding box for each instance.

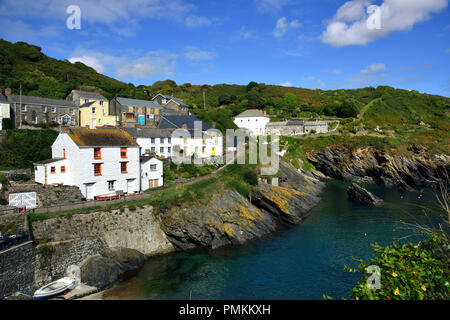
[67,128,139,147]
[140,155,160,163]
[79,101,96,108]
[169,97,189,108]
[116,97,162,109]
[158,115,213,131]
[7,94,77,108]
[235,109,266,118]
[70,90,106,101]
[34,158,64,165]
[126,128,174,139]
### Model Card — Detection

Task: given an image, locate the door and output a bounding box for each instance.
[154,179,158,188]
[212,147,216,156]
[86,183,95,200]
[127,179,134,194]
[149,179,154,189]
[92,118,96,129]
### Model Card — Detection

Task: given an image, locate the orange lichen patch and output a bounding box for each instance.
[237,204,263,222]
[222,224,234,237]
[262,185,306,215]
[68,128,139,147]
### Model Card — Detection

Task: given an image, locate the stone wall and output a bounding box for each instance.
[31,205,174,256]
[5,184,83,208]
[0,211,26,234]
[34,237,106,286]
[0,241,35,298]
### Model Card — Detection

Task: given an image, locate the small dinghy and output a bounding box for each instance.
[33,277,77,300]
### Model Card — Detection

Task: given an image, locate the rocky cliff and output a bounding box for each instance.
[160,161,325,250]
[307,146,450,190]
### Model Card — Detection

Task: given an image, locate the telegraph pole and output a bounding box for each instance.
[19,84,22,129]
[203,90,206,109]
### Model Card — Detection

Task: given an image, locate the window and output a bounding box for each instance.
[94,163,102,176]
[202,146,206,153]
[121,162,128,173]
[168,137,171,144]
[160,138,164,144]
[92,107,96,114]
[61,166,66,173]
[203,139,206,145]
[108,181,115,191]
[50,166,56,173]
[51,107,56,113]
[184,138,188,144]
[168,147,171,154]
[51,117,56,122]
[151,147,155,152]
[150,164,157,171]
[121,147,127,158]
[71,109,75,115]
[85,98,89,104]
[42,106,47,113]
[102,109,105,116]
[151,138,155,144]
[100,100,104,106]
[21,105,26,112]
[160,147,164,153]
[94,148,101,159]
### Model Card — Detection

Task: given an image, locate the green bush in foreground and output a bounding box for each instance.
[350,235,449,300]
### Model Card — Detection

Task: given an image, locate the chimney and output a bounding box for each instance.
[5,88,11,96]
[182,122,187,129]
[97,88,103,95]
[60,125,70,133]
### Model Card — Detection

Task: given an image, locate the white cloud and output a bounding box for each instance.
[301,76,316,81]
[330,69,343,75]
[321,0,449,47]
[69,48,178,80]
[240,26,256,39]
[446,48,450,53]
[280,82,294,87]
[185,15,212,28]
[68,56,105,74]
[360,63,386,74]
[273,17,301,37]
[183,46,216,61]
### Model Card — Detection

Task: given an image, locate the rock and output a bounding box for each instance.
[160,161,326,251]
[347,183,383,206]
[5,292,33,300]
[308,147,450,190]
[80,247,147,290]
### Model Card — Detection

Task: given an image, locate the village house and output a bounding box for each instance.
[34,127,141,200]
[157,115,223,158]
[0,93,11,130]
[5,89,78,127]
[68,90,117,128]
[126,128,174,158]
[265,120,330,136]
[140,154,164,190]
[152,94,189,115]
[109,97,163,127]
[234,109,270,136]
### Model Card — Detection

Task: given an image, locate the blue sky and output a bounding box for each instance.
[0,0,449,96]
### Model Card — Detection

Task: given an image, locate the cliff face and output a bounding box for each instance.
[307,147,450,190]
[160,161,325,250]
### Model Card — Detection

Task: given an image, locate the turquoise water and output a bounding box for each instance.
[102,181,445,300]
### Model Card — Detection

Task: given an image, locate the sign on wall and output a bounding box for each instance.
[9,192,37,209]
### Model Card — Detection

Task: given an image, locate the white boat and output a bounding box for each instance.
[33,277,77,300]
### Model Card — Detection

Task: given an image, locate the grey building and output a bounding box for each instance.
[152,94,189,115]
[266,121,329,136]
[109,97,163,127]
[7,94,78,127]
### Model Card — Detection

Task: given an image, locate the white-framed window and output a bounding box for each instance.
[151,138,155,144]
[42,106,47,113]
[160,138,164,144]
[150,164,157,172]
[71,109,75,115]
[168,147,171,154]
[21,105,27,112]
[160,147,164,153]
[84,98,89,104]
[51,116,56,122]
[51,107,56,113]
[151,147,155,152]
[100,100,104,106]
[168,137,171,144]
[108,181,115,191]
[102,109,105,116]
[92,107,96,114]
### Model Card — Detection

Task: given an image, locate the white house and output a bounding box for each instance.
[234,109,270,136]
[34,128,141,200]
[140,155,163,190]
[0,94,11,130]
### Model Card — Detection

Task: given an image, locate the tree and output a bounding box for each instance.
[246,81,259,92]
[283,93,298,111]
[1,118,14,130]
[247,90,265,109]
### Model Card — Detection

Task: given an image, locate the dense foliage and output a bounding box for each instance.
[0,129,58,168]
[350,235,449,300]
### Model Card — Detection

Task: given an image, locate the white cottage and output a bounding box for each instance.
[34,127,141,200]
[234,109,270,136]
[140,155,164,190]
